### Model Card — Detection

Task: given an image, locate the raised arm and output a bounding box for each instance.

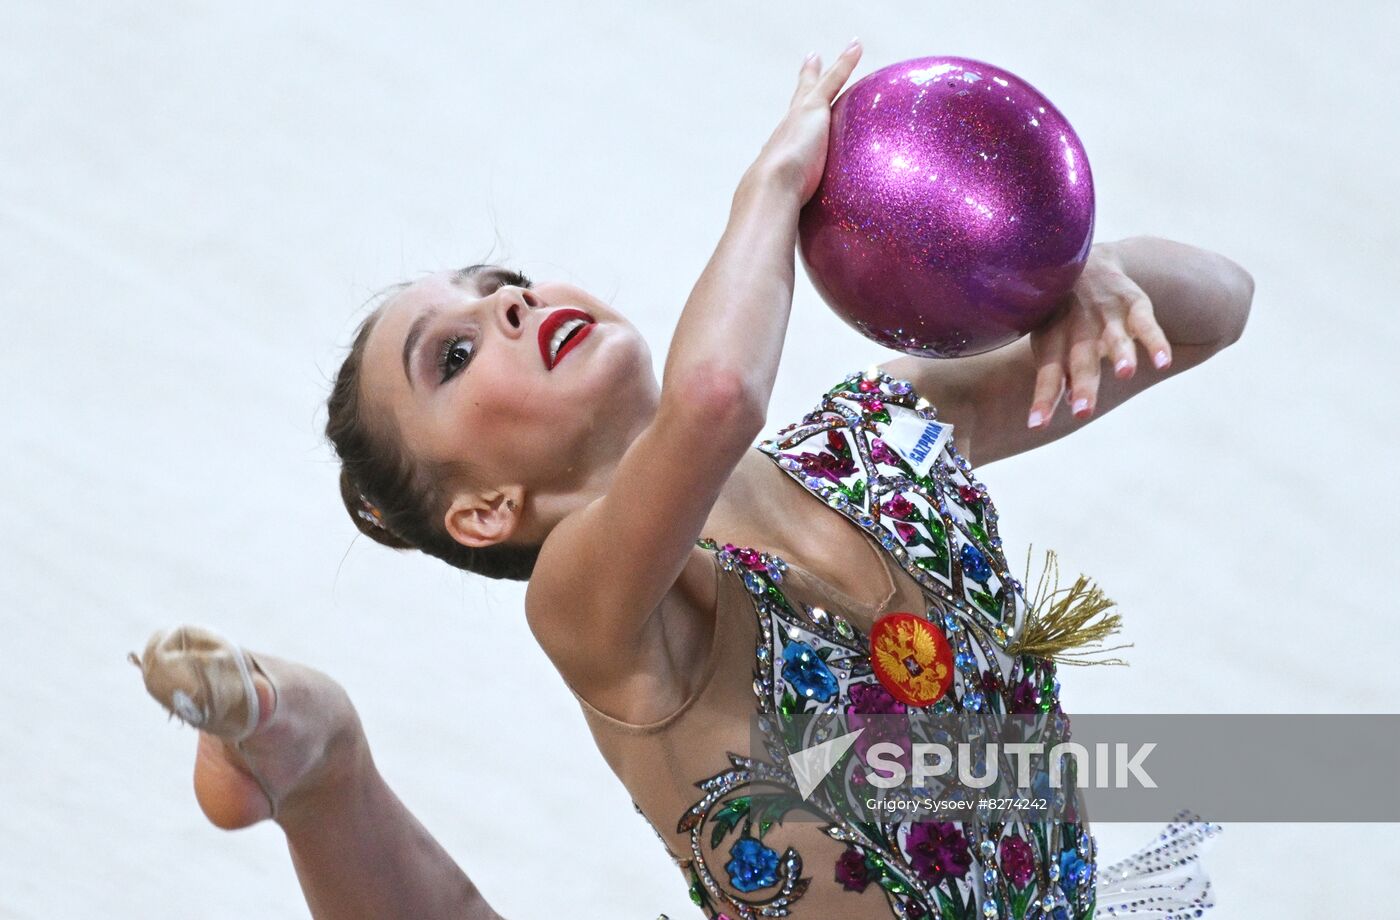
[527,42,864,664]
[882,235,1255,466]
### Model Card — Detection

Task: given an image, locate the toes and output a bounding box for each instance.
[134,625,268,742]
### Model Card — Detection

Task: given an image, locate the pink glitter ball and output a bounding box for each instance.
[799,56,1095,357]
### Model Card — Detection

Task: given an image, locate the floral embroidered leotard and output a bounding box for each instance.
[572,371,1216,920]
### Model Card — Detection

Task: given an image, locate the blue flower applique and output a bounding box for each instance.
[959,543,993,583]
[781,641,839,701]
[1059,847,1088,899]
[725,836,781,893]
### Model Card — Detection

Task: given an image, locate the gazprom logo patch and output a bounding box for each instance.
[908,422,945,464]
[883,406,953,477]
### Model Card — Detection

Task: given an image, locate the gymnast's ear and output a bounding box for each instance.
[443,488,521,549]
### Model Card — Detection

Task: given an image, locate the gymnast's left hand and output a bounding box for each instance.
[1026,242,1172,427]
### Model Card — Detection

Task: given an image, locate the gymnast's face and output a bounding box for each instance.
[359,266,657,547]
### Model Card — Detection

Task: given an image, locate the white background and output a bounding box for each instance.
[2,2,1397,917]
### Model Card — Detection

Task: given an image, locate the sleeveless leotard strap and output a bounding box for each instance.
[754,368,1028,650]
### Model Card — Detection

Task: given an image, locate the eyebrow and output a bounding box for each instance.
[402,309,439,387]
[400,265,501,387]
[453,263,494,288]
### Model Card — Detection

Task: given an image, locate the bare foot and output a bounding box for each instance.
[132,626,366,831]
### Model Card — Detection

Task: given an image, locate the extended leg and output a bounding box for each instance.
[133,626,503,920]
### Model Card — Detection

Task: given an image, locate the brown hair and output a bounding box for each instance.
[325,289,540,581]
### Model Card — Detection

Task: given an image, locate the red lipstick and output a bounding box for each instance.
[537,308,595,370]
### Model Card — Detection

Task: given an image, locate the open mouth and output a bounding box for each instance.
[536,308,596,370]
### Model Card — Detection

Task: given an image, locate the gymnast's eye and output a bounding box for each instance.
[495,269,534,290]
[438,335,474,382]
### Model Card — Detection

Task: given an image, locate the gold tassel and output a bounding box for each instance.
[1008,547,1132,666]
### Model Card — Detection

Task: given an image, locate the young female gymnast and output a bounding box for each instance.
[133,40,1253,919]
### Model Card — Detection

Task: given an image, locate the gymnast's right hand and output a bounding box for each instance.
[751,39,863,206]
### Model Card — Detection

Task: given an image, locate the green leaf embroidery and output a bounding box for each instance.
[1011,884,1033,920]
[971,588,1000,617]
[708,796,751,850]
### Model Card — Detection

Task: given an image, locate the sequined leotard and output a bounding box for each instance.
[573,371,1216,920]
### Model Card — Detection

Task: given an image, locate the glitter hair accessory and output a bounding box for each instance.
[355,493,391,532]
[354,493,517,538]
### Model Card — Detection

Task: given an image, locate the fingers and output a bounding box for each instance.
[793,39,862,108]
[813,38,862,103]
[1027,317,1069,429]
[1025,272,1172,429]
[1066,303,1103,419]
[791,52,821,107]
[1125,292,1172,369]
[1102,313,1136,379]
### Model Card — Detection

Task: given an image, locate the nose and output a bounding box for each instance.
[496,285,541,337]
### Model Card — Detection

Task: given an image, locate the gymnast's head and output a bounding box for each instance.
[326,264,657,580]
